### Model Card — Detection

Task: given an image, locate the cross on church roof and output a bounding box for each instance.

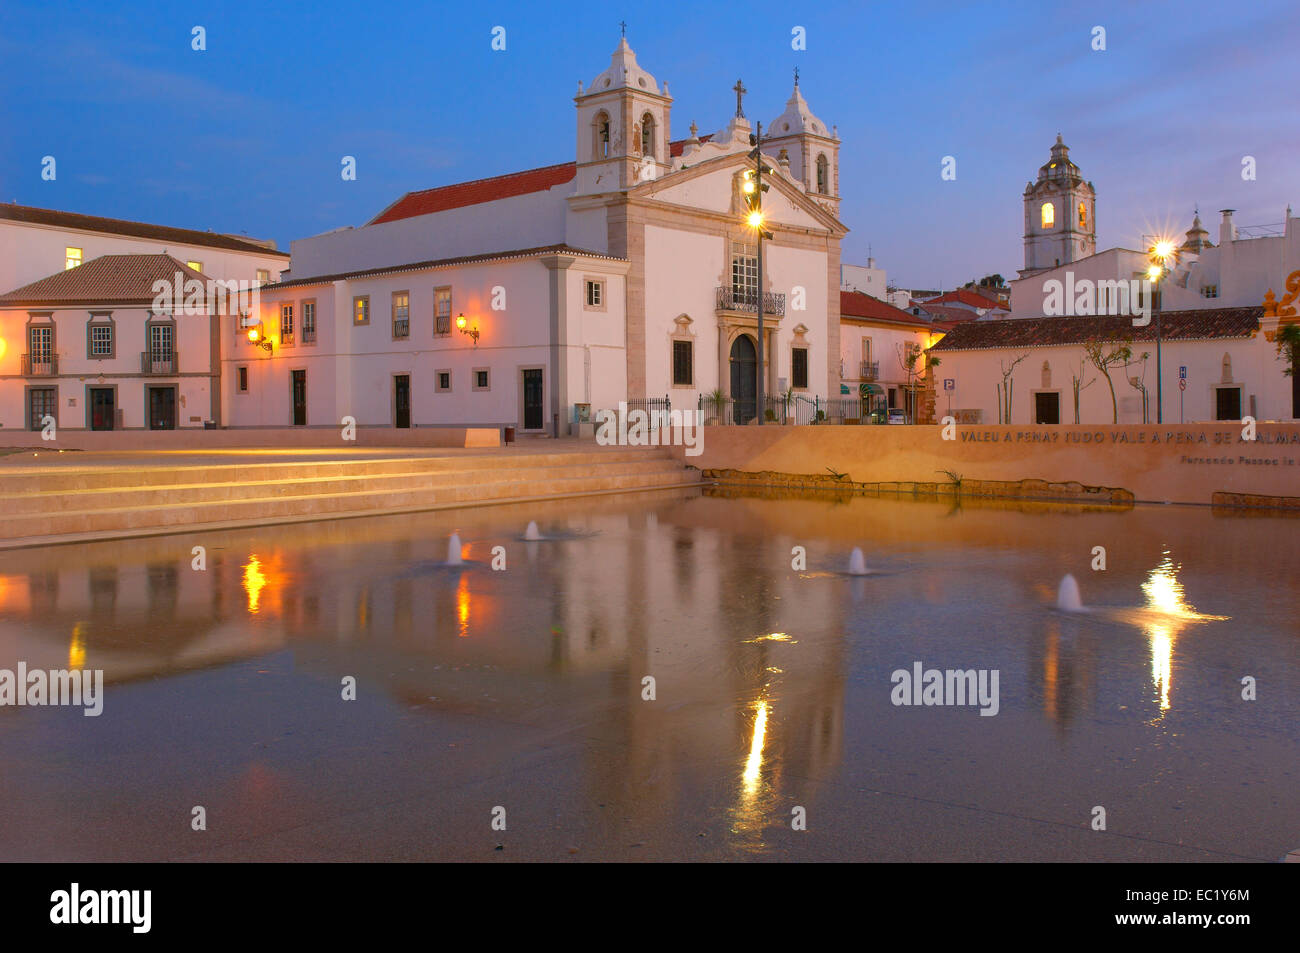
[793,66,799,86]
[733,78,747,118]
[620,20,627,37]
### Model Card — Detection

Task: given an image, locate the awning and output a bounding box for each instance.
[859,383,883,396]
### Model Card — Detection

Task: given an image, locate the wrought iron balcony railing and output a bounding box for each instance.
[141,351,178,375]
[21,353,58,376]
[861,361,879,380]
[715,287,787,317]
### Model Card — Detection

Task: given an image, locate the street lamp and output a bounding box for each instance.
[245,320,273,352]
[744,122,775,425]
[1146,238,1179,424]
[455,313,479,346]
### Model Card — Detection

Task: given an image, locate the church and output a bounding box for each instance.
[226,38,847,434]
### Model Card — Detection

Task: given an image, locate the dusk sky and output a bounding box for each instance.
[2,0,1296,290]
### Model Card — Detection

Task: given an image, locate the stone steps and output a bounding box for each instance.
[0,448,699,547]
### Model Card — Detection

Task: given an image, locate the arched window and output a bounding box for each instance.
[816,154,829,194]
[1041,202,1055,228]
[593,112,611,160]
[641,113,655,158]
[1078,202,1087,228]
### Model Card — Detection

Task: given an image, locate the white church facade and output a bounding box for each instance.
[227,39,847,434]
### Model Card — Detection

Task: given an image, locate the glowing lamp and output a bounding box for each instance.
[455,313,479,346]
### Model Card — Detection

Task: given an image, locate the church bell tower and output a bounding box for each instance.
[1020,134,1096,277]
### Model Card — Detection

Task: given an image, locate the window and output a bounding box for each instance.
[186,260,203,273]
[302,300,316,343]
[585,279,604,309]
[28,387,57,431]
[353,295,370,325]
[1041,202,1055,229]
[731,242,758,305]
[89,323,113,358]
[29,324,54,365]
[149,323,173,362]
[280,304,294,345]
[792,347,809,389]
[672,340,693,387]
[1201,285,1219,298]
[816,154,829,194]
[237,366,249,392]
[256,269,270,285]
[641,113,655,158]
[1078,202,1087,228]
[434,287,452,335]
[473,368,490,391]
[436,370,452,392]
[66,247,82,270]
[392,291,410,338]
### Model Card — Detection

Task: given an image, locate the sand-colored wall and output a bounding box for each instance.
[0,426,500,451]
[672,422,1300,505]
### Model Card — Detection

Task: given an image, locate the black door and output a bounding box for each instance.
[394,375,410,428]
[147,387,176,430]
[292,371,307,426]
[729,335,756,424]
[1215,387,1241,420]
[522,369,543,430]
[1034,391,1060,424]
[90,388,115,430]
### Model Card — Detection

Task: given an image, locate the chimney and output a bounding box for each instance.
[1219,209,1236,245]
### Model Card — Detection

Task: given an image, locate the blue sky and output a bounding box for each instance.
[1,0,1296,289]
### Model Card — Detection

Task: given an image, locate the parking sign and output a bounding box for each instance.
[943,378,955,391]
[1179,366,1187,380]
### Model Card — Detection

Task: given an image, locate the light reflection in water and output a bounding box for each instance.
[243,556,267,614]
[68,622,87,669]
[1141,552,1193,715]
[456,574,471,638]
[742,699,768,791]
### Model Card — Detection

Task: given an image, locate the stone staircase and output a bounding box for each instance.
[0,447,698,548]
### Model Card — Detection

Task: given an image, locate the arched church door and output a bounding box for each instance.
[729,334,757,425]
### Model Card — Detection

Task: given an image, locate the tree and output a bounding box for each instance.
[897,341,940,423]
[962,273,1006,290]
[1276,323,1300,376]
[1123,350,1152,423]
[995,352,1029,424]
[1082,337,1133,423]
[1070,358,1096,424]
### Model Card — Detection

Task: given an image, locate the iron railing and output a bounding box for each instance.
[141,351,178,375]
[21,353,58,375]
[392,319,409,339]
[861,361,879,380]
[715,287,787,316]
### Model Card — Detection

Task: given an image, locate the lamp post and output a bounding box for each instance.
[743,122,774,425]
[1146,239,1178,424]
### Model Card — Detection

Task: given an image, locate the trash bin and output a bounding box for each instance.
[503,426,515,445]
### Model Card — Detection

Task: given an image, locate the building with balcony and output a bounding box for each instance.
[230,37,846,433]
[0,255,222,431]
[838,291,936,422]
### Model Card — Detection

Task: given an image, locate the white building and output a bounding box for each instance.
[1018,135,1096,278]
[229,40,848,434]
[838,291,935,421]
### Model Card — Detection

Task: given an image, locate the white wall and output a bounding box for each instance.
[0,220,286,295]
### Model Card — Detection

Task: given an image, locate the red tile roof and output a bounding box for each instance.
[932,308,1261,351]
[0,254,206,306]
[369,135,716,225]
[0,203,287,257]
[840,291,931,327]
[925,288,1009,310]
[915,302,980,325]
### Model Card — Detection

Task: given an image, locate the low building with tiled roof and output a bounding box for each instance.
[838,291,939,422]
[926,305,1298,425]
[1,254,230,432]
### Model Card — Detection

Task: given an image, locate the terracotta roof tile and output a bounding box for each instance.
[925,288,1009,310]
[0,204,287,257]
[840,291,931,327]
[931,308,1261,351]
[0,254,205,306]
[369,135,716,225]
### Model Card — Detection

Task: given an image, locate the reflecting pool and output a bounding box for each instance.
[0,488,1296,861]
